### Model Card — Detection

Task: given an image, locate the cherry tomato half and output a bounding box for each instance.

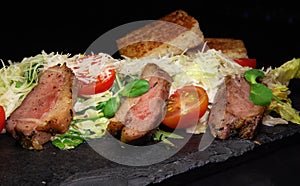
[78,67,115,96]
[162,86,209,129]
[234,58,257,68]
[0,106,5,133]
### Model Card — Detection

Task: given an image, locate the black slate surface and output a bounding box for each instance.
[1,121,300,186]
[1,81,300,185]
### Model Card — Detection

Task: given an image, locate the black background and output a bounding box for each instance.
[0,0,299,66]
[1,1,300,186]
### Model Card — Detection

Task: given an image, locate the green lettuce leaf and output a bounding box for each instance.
[263,58,300,124]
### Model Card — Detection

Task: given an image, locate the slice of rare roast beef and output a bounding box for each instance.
[208,74,265,140]
[5,63,75,150]
[106,63,172,143]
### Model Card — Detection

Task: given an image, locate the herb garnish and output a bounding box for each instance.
[153,129,184,147]
[119,79,150,97]
[99,75,150,118]
[244,69,282,106]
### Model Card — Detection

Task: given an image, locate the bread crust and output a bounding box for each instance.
[204,38,248,59]
[117,10,204,58]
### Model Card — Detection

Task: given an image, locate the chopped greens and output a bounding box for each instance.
[153,129,184,147]
[51,125,85,150]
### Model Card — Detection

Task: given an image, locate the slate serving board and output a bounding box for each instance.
[0,79,299,186]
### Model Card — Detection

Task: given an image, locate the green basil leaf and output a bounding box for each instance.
[244,69,265,84]
[103,96,120,118]
[250,83,273,106]
[120,79,150,97]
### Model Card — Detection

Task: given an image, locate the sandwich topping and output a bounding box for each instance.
[1,49,300,150]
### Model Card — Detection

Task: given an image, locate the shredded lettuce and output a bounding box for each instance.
[0,54,45,118]
[52,91,112,149]
[263,58,300,86]
[187,50,248,103]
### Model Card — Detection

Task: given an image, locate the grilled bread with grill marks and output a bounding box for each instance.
[116,9,204,59]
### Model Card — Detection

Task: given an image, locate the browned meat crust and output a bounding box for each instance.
[5,63,75,150]
[208,74,265,140]
[106,121,124,139]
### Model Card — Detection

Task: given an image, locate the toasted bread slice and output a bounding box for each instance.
[116,9,204,59]
[204,38,248,59]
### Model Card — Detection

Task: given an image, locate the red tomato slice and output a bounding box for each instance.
[162,86,209,129]
[0,106,5,133]
[234,58,257,68]
[73,54,117,96]
[78,68,115,96]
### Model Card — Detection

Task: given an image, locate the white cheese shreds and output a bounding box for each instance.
[262,114,289,126]
[66,53,119,84]
[118,49,249,103]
